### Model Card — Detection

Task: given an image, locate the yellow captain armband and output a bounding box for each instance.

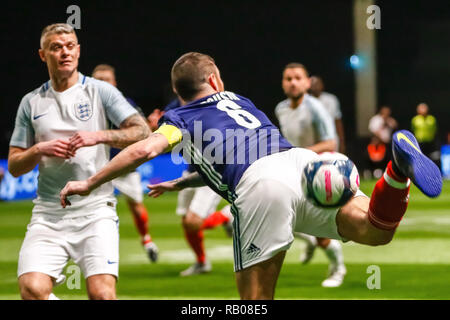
[154,124,183,151]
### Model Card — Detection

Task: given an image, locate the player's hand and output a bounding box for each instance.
[60,180,91,208]
[147,181,180,198]
[69,131,100,152]
[37,139,75,159]
[147,109,165,132]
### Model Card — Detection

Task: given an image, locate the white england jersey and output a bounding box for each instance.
[275,94,337,148]
[10,73,137,217]
[318,92,342,120]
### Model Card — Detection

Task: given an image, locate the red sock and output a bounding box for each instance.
[368,161,411,230]
[201,211,230,230]
[132,205,152,245]
[184,228,206,264]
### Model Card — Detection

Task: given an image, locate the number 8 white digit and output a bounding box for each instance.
[216,100,262,129]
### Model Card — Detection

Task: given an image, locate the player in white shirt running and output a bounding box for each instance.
[275,63,346,288]
[8,23,150,300]
[92,64,159,263]
[309,75,346,154]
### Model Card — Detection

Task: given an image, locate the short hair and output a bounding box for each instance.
[283,62,309,76]
[92,64,116,76]
[40,23,77,49]
[171,52,217,101]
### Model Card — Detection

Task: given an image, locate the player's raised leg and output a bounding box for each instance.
[337,130,442,245]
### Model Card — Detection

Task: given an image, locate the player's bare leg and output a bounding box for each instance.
[86,274,117,300]
[19,272,53,300]
[127,199,158,262]
[235,251,286,300]
[337,130,442,246]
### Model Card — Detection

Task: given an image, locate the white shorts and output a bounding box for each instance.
[232,148,344,271]
[112,171,143,203]
[18,206,119,282]
[175,173,222,219]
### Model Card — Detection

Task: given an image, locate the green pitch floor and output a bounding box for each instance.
[0,180,449,300]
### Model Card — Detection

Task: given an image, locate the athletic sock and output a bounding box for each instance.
[131,205,152,245]
[323,239,344,267]
[184,228,206,264]
[201,210,230,230]
[368,161,411,230]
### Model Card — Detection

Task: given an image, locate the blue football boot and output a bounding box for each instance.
[392,130,442,198]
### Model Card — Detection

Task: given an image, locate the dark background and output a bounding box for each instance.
[1,0,449,167]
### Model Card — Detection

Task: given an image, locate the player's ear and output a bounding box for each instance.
[38,49,46,62]
[207,73,219,91]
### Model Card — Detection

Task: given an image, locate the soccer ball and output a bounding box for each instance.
[302,152,360,207]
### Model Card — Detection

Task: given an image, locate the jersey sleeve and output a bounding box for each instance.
[331,94,342,120]
[158,109,187,129]
[9,93,35,149]
[311,101,337,141]
[95,79,138,127]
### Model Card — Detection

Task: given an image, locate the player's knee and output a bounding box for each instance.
[365,231,394,246]
[19,278,51,300]
[182,213,202,231]
[88,289,116,300]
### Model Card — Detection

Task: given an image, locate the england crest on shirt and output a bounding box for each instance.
[74,101,93,121]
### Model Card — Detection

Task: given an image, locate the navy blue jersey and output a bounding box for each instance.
[160,91,292,202]
[164,99,181,112]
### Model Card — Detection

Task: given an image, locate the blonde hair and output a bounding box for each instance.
[40,23,77,49]
[92,64,116,76]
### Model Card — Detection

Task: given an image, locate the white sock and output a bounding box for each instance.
[48,293,60,300]
[323,239,344,267]
[294,232,317,246]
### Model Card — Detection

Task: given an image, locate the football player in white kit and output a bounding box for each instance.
[275,63,347,288]
[92,64,159,263]
[59,52,442,299]
[309,75,346,154]
[8,24,150,300]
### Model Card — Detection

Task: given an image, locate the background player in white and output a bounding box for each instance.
[148,104,232,276]
[92,64,159,262]
[275,63,346,288]
[59,52,442,299]
[8,23,150,300]
[309,75,346,154]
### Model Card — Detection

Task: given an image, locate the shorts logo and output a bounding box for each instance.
[245,243,261,258]
[74,101,93,121]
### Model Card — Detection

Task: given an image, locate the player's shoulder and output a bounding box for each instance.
[82,74,114,90]
[321,91,338,101]
[275,99,290,114]
[20,81,51,107]
[304,94,328,113]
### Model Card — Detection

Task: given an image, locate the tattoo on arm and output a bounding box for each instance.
[104,114,151,149]
[174,172,206,189]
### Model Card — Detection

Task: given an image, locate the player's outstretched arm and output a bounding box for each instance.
[147,172,205,198]
[69,114,151,151]
[60,133,169,207]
